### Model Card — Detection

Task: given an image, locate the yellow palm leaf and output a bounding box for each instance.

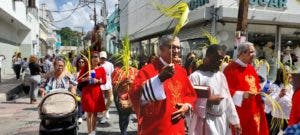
[155,2,189,36]
[203,31,218,45]
[121,36,130,77]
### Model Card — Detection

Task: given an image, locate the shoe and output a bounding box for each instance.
[105,110,110,119]
[82,113,87,120]
[89,130,96,135]
[100,117,107,124]
[78,117,83,124]
[30,99,38,104]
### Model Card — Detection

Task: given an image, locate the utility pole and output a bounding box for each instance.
[236,0,248,39]
[94,0,97,26]
[101,0,107,51]
[233,0,249,59]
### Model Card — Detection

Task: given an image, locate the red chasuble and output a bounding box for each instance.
[129,59,197,135]
[288,89,300,126]
[223,61,269,135]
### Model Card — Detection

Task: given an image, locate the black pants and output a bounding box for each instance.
[0,68,2,83]
[266,113,288,135]
[114,92,131,135]
[13,64,21,79]
[270,117,288,135]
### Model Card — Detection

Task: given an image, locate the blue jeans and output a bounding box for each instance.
[29,75,41,100]
[77,90,84,118]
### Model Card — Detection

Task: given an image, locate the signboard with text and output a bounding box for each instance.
[249,0,287,8]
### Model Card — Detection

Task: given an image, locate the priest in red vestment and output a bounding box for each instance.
[129,35,197,135]
[223,41,269,135]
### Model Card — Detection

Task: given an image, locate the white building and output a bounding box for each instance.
[39,4,56,57]
[59,46,78,55]
[120,0,300,80]
[0,0,39,75]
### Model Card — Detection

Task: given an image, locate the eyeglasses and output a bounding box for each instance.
[165,44,182,50]
[92,55,99,58]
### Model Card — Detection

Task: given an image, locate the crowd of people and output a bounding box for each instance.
[4,32,300,135]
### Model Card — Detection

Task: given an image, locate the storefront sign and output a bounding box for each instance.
[189,0,209,10]
[249,0,287,8]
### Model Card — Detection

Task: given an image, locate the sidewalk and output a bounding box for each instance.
[0,73,22,102]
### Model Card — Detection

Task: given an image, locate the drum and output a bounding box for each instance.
[39,89,77,116]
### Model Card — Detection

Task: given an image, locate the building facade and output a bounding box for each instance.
[120,0,300,80]
[0,0,39,75]
[39,5,56,57]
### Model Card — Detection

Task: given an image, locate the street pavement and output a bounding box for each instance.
[0,97,137,135]
[0,73,137,135]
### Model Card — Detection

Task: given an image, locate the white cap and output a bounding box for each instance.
[99,51,107,59]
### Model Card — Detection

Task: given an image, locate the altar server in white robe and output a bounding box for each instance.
[188,45,241,135]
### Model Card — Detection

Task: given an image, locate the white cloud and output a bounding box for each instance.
[53,1,94,32]
[38,0,118,32]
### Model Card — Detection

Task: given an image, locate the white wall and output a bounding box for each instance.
[0,0,40,75]
[218,0,300,25]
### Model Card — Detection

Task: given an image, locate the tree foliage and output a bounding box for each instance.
[55,27,82,46]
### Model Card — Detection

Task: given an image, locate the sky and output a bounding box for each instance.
[39,0,118,32]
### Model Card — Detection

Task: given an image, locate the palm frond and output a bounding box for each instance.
[154,2,189,36]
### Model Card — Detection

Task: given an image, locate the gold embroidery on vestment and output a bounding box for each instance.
[168,80,182,108]
[254,113,261,133]
[245,75,258,93]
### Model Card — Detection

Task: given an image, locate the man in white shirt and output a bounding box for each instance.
[0,54,6,83]
[189,45,241,135]
[99,51,114,123]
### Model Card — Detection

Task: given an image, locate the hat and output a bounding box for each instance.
[99,51,107,59]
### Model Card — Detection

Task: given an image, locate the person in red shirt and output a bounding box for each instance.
[223,41,269,135]
[129,35,197,135]
[288,73,300,126]
[78,52,106,135]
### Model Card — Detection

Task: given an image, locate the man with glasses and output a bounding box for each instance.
[129,35,197,135]
[188,45,241,135]
[224,42,269,135]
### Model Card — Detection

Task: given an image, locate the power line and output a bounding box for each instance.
[118,0,132,14]
[39,4,87,13]
[53,3,84,22]
[130,0,182,38]
[39,17,60,29]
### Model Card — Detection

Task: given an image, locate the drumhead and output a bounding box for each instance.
[40,90,76,115]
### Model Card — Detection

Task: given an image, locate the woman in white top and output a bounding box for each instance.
[12,52,22,80]
[268,68,294,134]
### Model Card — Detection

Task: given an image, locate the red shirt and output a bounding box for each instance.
[288,89,300,125]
